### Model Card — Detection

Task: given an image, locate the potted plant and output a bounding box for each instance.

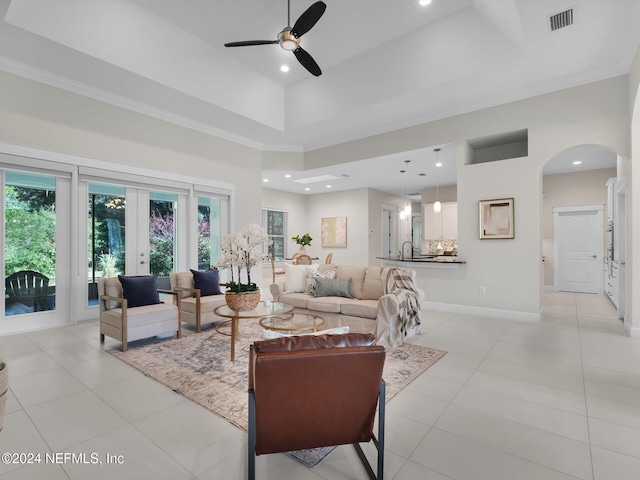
[214,223,269,311]
[291,233,312,256]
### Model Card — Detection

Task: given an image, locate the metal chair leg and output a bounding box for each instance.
[248,389,256,480]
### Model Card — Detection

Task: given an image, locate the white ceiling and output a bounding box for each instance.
[0,0,635,196]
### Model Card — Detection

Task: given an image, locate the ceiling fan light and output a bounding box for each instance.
[434,201,442,213]
[278,29,300,51]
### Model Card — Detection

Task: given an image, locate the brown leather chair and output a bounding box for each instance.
[248,333,386,480]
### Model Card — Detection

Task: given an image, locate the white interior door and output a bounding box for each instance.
[554,205,603,293]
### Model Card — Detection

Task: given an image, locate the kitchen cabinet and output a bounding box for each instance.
[423,202,457,240]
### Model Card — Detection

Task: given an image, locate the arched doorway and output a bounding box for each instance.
[541,145,626,325]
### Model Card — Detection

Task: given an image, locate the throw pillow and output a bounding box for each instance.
[314,277,353,298]
[190,269,222,296]
[305,268,337,295]
[118,275,161,308]
[284,263,319,294]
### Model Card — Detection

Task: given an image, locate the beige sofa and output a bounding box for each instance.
[169,272,226,332]
[270,264,424,347]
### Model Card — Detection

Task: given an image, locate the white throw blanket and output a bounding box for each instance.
[378,267,422,347]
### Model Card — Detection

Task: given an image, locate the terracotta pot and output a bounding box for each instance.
[0,361,7,434]
[225,290,261,312]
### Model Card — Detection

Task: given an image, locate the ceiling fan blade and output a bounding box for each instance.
[224,40,278,47]
[291,1,326,38]
[293,47,322,76]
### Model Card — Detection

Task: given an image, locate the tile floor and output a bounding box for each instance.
[0,292,638,479]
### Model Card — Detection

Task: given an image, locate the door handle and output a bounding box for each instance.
[592,255,597,258]
[140,260,148,265]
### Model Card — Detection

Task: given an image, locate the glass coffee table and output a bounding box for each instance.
[214,301,294,361]
[259,313,325,334]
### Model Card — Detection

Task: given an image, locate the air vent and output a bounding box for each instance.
[549,9,573,31]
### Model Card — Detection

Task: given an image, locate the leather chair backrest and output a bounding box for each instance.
[250,333,385,455]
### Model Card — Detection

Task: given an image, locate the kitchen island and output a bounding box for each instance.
[377,255,466,269]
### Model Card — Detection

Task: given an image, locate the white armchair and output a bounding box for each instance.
[169,271,226,332]
[98,276,181,352]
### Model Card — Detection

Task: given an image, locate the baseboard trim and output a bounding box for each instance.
[424,301,541,322]
[628,326,640,338]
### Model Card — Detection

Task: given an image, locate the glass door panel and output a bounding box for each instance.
[197,196,222,269]
[87,183,126,306]
[4,171,56,316]
[148,191,177,290]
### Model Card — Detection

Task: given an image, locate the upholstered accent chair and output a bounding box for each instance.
[98,276,181,352]
[248,333,386,480]
[169,271,226,332]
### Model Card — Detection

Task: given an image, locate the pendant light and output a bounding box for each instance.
[399,167,408,220]
[403,159,411,218]
[433,148,442,213]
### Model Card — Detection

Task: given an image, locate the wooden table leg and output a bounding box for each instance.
[230,316,238,362]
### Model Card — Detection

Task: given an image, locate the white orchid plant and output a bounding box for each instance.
[214,223,269,293]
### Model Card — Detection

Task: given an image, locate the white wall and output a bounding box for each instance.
[304,189,370,266]
[305,76,630,316]
[0,70,264,230]
[542,168,616,288]
[629,44,640,333]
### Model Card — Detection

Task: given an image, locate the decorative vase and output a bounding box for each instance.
[296,245,307,256]
[225,290,261,312]
[0,361,7,434]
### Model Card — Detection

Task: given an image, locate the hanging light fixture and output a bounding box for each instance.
[433,148,442,213]
[399,160,411,219]
[399,168,407,220]
[403,160,411,218]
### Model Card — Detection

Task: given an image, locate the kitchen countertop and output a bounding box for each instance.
[377,255,466,264]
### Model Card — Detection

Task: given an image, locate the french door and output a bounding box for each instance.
[80,182,187,314]
[1,166,71,333]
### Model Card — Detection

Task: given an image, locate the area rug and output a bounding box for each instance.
[110,322,446,466]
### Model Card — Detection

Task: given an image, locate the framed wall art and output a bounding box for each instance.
[479,198,514,239]
[321,216,347,247]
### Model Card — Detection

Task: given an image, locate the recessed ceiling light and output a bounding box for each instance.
[419,0,432,5]
[326,185,332,188]
[305,187,310,191]
[280,65,290,73]
[435,162,442,167]
[572,160,582,165]
[263,178,269,182]
[285,174,291,178]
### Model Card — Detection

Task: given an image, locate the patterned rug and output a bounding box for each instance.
[110,321,446,466]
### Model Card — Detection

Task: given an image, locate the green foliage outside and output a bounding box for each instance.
[5,186,56,282]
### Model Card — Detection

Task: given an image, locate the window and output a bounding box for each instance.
[198,196,223,269]
[5,171,57,315]
[262,209,287,261]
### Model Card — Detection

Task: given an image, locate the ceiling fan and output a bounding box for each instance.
[224,0,327,77]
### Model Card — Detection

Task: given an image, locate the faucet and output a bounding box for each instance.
[401,241,413,260]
